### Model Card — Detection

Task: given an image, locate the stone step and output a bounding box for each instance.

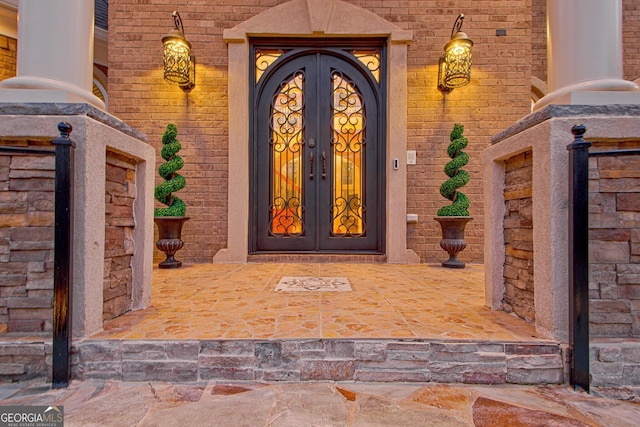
[9,337,640,391]
[66,338,566,385]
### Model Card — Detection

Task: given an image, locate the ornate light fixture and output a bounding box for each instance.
[162,11,195,90]
[438,14,473,92]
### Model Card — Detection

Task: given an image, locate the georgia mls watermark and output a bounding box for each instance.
[0,406,63,427]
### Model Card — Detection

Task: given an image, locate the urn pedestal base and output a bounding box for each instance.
[435,216,472,269]
[156,238,184,268]
[154,217,189,269]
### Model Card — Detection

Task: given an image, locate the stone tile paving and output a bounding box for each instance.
[0,263,565,385]
[1,379,640,426]
[94,263,542,341]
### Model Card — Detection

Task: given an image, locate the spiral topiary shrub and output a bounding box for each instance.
[437,123,470,216]
[154,123,187,217]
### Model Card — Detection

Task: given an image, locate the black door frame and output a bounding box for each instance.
[249,39,387,254]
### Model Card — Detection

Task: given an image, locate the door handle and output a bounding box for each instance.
[322,151,327,179]
[309,151,314,180]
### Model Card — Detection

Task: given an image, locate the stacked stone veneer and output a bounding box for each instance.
[104,151,135,321]
[0,147,139,330]
[71,339,565,385]
[589,143,640,387]
[0,105,155,381]
[503,151,535,323]
[0,146,55,380]
[484,107,640,391]
[0,340,51,381]
[0,147,138,380]
[0,147,54,333]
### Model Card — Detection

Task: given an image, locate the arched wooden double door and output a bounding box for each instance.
[251,43,385,253]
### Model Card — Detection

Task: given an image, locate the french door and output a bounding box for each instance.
[251,45,385,253]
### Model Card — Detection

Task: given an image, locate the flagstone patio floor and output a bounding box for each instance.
[93,263,545,342]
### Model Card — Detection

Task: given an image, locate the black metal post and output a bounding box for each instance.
[51,122,75,389]
[567,124,591,392]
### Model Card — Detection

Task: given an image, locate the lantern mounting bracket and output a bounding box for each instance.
[162,11,196,90]
[438,13,473,93]
[450,14,465,39]
[172,11,185,34]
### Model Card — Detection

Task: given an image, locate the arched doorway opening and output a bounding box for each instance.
[251,42,385,254]
[215,0,418,263]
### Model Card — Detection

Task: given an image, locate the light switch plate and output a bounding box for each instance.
[407,150,417,165]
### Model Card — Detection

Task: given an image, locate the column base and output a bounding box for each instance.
[0,77,105,110]
[534,79,640,111]
[554,90,640,106]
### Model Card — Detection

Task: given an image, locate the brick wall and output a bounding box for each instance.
[0,34,16,82]
[104,150,136,321]
[531,0,546,83]
[0,1,637,264]
[109,0,534,264]
[396,0,532,264]
[623,0,640,82]
[502,151,534,323]
[589,143,640,338]
[0,145,55,333]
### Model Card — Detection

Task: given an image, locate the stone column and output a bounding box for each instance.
[0,0,104,110]
[534,0,639,110]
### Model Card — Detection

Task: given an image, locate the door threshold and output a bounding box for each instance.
[247,254,387,263]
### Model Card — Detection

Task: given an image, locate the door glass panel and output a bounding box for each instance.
[351,49,381,83]
[331,71,365,236]
[255,49,285,82]
[270,71,305,236]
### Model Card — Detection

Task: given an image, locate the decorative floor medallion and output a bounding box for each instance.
[275,276,351,292]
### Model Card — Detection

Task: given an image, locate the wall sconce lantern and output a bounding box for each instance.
[438,14,473,92]
[162,11,195,90]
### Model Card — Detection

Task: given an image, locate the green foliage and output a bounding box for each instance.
[154,123,187,217]
[437,124,470,216]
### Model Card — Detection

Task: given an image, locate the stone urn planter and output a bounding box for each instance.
[154,124,188,268]
[435,124,472,268]
[434,216,472,268]
[155,216,189,269]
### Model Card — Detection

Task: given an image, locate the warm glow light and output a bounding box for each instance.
[438,14,473,92]
[331,74,364,236]
[269,71,366,237]
[162,11,195,90]
[271,73,304,236]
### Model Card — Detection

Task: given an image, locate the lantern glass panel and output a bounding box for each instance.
[443,38,472,88]
[163,39,192,86]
